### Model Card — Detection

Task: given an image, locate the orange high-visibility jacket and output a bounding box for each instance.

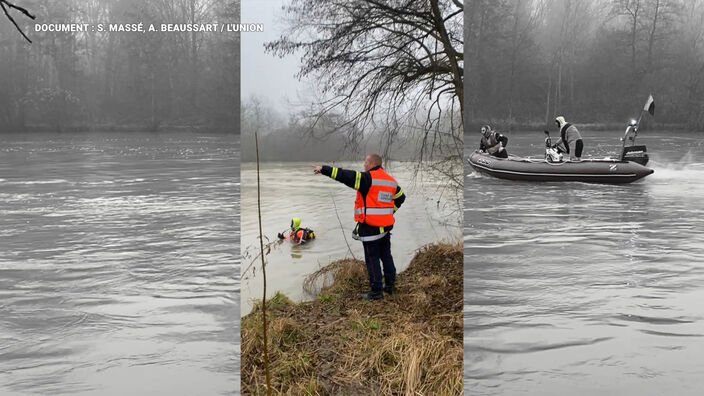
[354,168,398,227]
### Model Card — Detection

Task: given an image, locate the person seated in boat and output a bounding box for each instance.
[278,218,315,245]
[479,125,509,158]
[553,116,583,161]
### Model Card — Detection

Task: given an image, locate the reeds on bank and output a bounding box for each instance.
[242,243,463,395]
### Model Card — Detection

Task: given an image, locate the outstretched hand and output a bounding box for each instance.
[313,165,322,174]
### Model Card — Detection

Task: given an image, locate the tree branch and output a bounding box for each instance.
[1,0,36,43]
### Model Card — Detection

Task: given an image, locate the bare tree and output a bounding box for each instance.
[613,0,642,81]
[540,0,595,119]
[265,0,464,163]
[1,0,34,43]
[1,0,238,133]
[466,0,704,129]
[505,0,543,120]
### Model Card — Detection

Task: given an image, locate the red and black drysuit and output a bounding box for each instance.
[284,228,314,244]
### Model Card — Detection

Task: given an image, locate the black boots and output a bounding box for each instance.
[361,291,384,301]
[361,285,394,300]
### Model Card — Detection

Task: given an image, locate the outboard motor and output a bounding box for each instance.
[620,120,649,165]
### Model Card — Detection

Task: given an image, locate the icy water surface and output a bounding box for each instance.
[0,132,239,395]
[465,129,704,395]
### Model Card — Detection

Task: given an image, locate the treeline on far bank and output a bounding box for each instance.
[466,0,704,130]
[0,0,240,133]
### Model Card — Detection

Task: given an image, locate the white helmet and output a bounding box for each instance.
[480,125,492,137]
[555,116,566,128]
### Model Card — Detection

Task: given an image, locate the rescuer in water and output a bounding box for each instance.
[278,218,315,245]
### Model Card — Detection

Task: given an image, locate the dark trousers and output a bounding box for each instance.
[362,233,396,292]
[575,139,584,158]
[491,149,508,159]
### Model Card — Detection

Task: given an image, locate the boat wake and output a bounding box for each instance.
[648,151,704,181]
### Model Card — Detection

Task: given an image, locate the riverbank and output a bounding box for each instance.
[241,243,463,395]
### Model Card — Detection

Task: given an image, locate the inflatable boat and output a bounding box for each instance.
[467,151,654,183]
[469,101,660,183]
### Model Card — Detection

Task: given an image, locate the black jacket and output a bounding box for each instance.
[479,132,509,154]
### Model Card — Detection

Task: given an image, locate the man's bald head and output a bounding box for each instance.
[364,154,383,171]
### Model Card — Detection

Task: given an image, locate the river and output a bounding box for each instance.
[241,161,461,315]
[0,132,239,395]
[465,129,704,395]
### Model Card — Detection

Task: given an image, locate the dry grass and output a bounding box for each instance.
[302,258,367,297]
[347,330,463,395]
[241,243,463,395]
[250,291,294,313]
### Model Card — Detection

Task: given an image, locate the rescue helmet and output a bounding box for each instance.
[291,218,301,232]
[480,124,492,138]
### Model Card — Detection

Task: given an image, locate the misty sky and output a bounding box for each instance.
[241,0,310,114]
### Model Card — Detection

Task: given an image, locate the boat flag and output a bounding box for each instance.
[644,94,655,116]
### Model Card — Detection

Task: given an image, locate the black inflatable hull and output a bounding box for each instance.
[468,151,654,184]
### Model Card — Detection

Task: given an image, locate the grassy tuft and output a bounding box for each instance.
[242,242,463,395]
[249,291,294,317]
[302,258,367,297]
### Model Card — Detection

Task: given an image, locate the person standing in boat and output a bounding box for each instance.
[554,116,583,161]
[479,125,509,158]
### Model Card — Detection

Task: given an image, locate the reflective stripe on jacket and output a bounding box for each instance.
[321,164,405,240]
[354,168,397,227]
